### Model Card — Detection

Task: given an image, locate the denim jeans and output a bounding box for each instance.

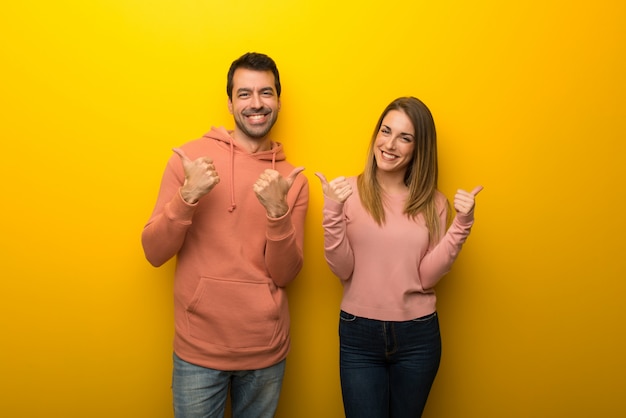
[339,310,441,418]
[172,353,285,418]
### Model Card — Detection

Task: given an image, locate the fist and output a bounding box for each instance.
[315,172,353,203]
[173,148,220,203]
[454,185,483,215]
[253,167,304,217]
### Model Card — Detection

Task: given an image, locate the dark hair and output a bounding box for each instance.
[226,52,281,99]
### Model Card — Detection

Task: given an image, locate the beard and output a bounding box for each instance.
[233,109,279,139]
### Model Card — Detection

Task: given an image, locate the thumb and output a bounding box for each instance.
[314,172,329,186]
[471,185,484,196]
[285,167,305,187]
[172,148,190,164]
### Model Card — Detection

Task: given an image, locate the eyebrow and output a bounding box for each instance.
[236,86,275,94]
[382,124,415,137]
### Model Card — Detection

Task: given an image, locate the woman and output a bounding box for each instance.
[316,96,482,418]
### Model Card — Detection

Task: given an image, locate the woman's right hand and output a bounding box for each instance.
[315,172,353,203]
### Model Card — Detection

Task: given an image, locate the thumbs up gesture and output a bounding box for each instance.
[254,167,305,218]
[173,148,220,204]
[315,173,353,203]
[454,186,483,215]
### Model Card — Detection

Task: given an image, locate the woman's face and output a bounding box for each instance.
[373,110,415,175]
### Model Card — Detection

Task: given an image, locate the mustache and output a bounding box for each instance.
[242,108,271,116]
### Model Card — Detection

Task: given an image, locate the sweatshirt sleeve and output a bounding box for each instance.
[264,176,309,287]
[418,205,475,289]
[141,155,197,267]
[321,197,355,281]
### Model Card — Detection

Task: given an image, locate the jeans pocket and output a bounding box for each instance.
[411,311,437,322]
[339,310,357,322]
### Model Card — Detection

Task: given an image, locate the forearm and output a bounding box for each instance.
[322,198,354,280]
[142,189,196,267]
[264,183,308,287]
[418,213,474,288]
[265,218,303,287]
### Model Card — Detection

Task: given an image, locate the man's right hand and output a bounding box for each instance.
[173,148,220,204]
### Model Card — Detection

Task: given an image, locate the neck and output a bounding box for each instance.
[233,131,272,154]
[377,171,407,194]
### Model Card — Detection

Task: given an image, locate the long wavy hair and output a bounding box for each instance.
[357,96,445,244]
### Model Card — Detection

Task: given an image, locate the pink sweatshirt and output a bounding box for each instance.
[322,177,474,321]
[142,127,309,370]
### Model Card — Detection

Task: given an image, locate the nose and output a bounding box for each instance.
[251,93,262,109]
[382,137,396,150]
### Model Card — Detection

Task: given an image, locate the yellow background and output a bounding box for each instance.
[2,0,625,417]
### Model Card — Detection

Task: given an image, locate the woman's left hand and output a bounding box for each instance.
[454,185,483,215]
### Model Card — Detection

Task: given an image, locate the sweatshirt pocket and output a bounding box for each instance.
[186,276,280,349]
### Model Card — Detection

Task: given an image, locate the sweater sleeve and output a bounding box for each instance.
[264,176,309,287]
[141,156,197,267]
[321,197,355,281]
[418,207,475,289]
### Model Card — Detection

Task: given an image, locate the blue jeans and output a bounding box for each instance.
[172,353,285,418]
[339,311,442,418]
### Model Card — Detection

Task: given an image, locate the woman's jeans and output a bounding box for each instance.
[172,353,285,418]
[339,311,442,418]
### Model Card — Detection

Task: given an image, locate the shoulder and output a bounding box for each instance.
[433,189,447,203]
[344,176,361,207]
[173,137,230,166]
[433,190,450,214]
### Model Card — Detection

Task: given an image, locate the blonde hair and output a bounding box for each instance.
[357,96,446,244]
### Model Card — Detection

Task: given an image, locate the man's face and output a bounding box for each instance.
[228,68,281,141]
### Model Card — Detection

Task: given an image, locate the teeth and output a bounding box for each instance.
[382,151,396,159]
[249,115,265,121]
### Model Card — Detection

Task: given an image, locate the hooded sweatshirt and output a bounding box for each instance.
[142,127,309,370]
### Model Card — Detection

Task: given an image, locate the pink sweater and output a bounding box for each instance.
[142,127,309,370]
[322,177,474,321]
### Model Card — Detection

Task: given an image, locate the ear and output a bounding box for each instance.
[277,98,281,112]
[227,98,233,114]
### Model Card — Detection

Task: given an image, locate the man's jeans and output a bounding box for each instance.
[172,353,285,418]
[339,311,442,418]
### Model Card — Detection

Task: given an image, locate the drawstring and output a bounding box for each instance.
[228,138,237,212]
[227,139,277,212]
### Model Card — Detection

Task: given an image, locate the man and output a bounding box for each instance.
[142,52,309,417]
